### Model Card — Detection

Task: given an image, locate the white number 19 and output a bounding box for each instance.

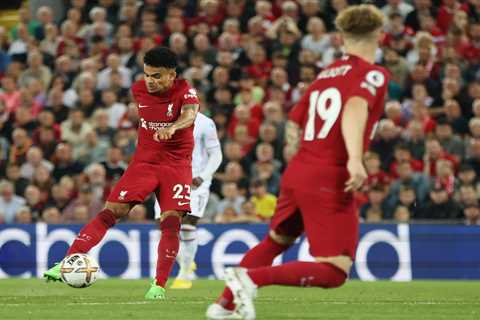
[304,88,342,141]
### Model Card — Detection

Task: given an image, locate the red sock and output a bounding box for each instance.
[217,236,289,310]
[155,215,181,287]
[247,261,346,288]
[67,209,116,255]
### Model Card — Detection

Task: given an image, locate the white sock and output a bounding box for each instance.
[176,225,198,280]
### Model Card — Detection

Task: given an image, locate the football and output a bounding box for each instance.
[60,253,100,288]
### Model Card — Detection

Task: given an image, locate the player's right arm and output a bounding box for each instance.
[341,96,369,192]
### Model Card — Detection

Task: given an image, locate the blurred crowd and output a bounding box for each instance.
[0,0,480,225]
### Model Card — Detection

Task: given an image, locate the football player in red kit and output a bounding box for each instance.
[44,47,199,300]
[206,5,390,320]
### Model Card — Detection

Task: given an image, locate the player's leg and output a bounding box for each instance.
[224,191,356,320]
[43,201,132,282]
[248,191,357,287]
[66,201,133,255]
[146,165,191,299]
[44,162,158,282]
[208,187,303,319]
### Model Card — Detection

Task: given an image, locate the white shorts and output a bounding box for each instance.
[154,186,209,220]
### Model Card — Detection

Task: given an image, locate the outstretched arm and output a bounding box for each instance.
[154,104,199,141]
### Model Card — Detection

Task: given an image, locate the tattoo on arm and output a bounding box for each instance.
[285,120,301,154]
[171,104,199,130]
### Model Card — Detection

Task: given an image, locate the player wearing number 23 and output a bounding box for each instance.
[43,47,199,301]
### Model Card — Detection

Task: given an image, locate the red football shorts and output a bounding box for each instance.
[107,161,192,213]
[269,183,359,260]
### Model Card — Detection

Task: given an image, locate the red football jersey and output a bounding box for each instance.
[284,54,389,194]
[289,55,389,166]
[131,79,200,166]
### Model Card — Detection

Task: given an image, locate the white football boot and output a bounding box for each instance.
[205,303,242,319]
[224,268,257,320]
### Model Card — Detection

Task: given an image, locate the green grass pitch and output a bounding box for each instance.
[1,279,480,319]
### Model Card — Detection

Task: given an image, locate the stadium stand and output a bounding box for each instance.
[0,0,480,226]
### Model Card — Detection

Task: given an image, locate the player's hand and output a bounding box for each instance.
[345,159,367,192]
[192,177,204,188]
[153,127,176,141]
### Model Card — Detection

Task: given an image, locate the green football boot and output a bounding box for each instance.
[43,263,62,282]
[145,281,166,300]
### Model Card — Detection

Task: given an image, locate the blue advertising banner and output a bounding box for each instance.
[1,223,479,280]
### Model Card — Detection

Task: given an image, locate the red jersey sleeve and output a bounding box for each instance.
[180,86,200,106]
[349,68,389,110]
[288,87,311,125]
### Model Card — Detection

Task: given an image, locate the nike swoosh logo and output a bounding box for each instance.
[139,105,149,108]
[178,201,189,206]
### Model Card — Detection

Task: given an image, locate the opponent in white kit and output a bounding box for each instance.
[155,112,222,289]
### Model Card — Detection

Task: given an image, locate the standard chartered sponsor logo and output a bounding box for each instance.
[0,225,413,280]
[140,117,173,131]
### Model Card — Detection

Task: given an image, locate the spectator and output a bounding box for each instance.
[301,17,330,56]
[15,206,33,224]
[404,120,426,160]
[371,119,402,170]
[433,159,458,197]
[360,184,390,220]
[435,118,465,161]
[5,164,29,197]
[24,185,44,220]
[396,185,420,218]
[463,204,480,225]
[9,128,33,166]
[393,205,411,223]
[387,161,430,210]
[382,0,414,19]
[458,184,478,208]
[20,146,53,180]
[457,163,478,189]
[0,180,26,223]
[51,142,84,181]
[250,179,277,221]
[216,182,245,219]
[41,206,62,224]
[62,185,103,223]
[61,109,94,158]
[100,89,127,128]
[364,151,391,188]
[18,50,52,89]
[418,185,462,220]
[423,137,458,177]
[389,144,423,179]
[77,130,110,164]
[83,162,108,201]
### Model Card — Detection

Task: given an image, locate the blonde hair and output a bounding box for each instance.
[335,5,384,40]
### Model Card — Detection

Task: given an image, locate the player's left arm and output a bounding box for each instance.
[154,104,199,140]
[172,103,199,131]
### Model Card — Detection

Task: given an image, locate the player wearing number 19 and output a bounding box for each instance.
[43,47,200,300]
[207,5,389,320]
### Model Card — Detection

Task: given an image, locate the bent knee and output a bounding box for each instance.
[315,255,353,278]
[105,202,131,218]
[325,267,347,288]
